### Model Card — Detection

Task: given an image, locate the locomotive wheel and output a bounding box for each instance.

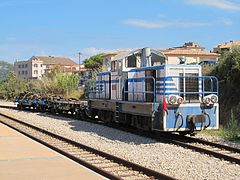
[98,110,105,121]
[17,104,21,110]
[75,109,81,119]
[105,111,113,123]
[90,109,98,119]
[50,108,56,114]
[80,109,88,120]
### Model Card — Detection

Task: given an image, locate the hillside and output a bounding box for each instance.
[0,61,14,78]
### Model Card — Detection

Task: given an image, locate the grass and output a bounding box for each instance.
[65,88,84,99]
[202,110,240,142]
[219,110,240,141]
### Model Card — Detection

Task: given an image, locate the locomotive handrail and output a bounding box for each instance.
[163,76,218,101]
[115,76,122,100]
[123,77,157,111]
[87,80,108,99]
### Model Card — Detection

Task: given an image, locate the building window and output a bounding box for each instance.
[21,64,24,68]
[25,71,28,75]
[25,64,28,68]
[34,64,38,68]
[18,65,21,68]
[40,64,43,67]
[22,71,24,75]
[34,70,38,74]
[18,71,20,75]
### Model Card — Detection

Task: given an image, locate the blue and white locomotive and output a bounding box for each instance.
[88,48,219,135]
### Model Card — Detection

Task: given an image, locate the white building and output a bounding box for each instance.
[160,42,220,64]
[14,56,78,79]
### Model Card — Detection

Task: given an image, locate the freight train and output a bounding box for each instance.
[16,48,219,135]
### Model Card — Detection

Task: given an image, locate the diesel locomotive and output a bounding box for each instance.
[15,47,219,135]
[87,48,219,135]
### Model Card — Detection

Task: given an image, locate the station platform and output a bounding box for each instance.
[0,122,104,180]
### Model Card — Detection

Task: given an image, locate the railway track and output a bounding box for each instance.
[1,105,240,165]
[0,112,175,180]
[114,126,240,165]
[111,125,240,165]
[158,133,240,165]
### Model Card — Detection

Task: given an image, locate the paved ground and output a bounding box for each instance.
[0,122,105,180]
[0,100,17,107]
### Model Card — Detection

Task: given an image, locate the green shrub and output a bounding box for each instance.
[220,110,240,140]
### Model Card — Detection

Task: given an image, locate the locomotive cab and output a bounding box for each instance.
[87,48,219,135]
[110,48,166,101]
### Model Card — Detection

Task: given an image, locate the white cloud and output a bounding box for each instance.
[81,47,114,56]
[123,18,232,29]
[222,18,234,25]
[184,0,240,10]
[123,19,168,29]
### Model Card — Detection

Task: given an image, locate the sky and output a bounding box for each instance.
[0,0,239,63]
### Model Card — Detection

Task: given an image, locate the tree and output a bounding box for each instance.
[0,72,28,100]
[0,61,14,78]
[211,46,240,125]
[83,53,104,72]
[212,46,240,92]
[46,72,80,97]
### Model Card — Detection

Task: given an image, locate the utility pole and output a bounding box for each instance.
[78,52,82,75]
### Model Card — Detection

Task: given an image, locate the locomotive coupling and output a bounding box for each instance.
[186,114,207,133]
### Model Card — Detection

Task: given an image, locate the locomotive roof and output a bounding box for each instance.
[112,48,166,61]
[128,64,201,72]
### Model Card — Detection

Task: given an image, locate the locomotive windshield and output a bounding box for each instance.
[179,73,199,102]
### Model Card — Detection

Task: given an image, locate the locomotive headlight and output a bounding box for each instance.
[211,94,218,103]
[204,97,211,104]
[168,95,183,105]
[177,97,184,104]
[168,95,177,104]
[203,94,218,105]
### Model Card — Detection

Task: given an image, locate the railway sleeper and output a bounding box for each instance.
[97,162,120,169]
[103,166,129,171]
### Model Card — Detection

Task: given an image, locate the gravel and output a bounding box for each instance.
[0,102,240,179]
[196,133,240,149]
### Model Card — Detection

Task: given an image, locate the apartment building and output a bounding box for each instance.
[213,40,240,54]
[14,56,78,79]
[160,42,220,64]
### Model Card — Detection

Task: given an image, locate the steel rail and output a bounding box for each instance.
[0,112,175,180]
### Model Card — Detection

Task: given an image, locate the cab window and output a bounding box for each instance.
[126,55,136,68]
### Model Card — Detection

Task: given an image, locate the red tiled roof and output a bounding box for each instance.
[216,41,240,49]
[32,56,77,66]
[160,49,220,57]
